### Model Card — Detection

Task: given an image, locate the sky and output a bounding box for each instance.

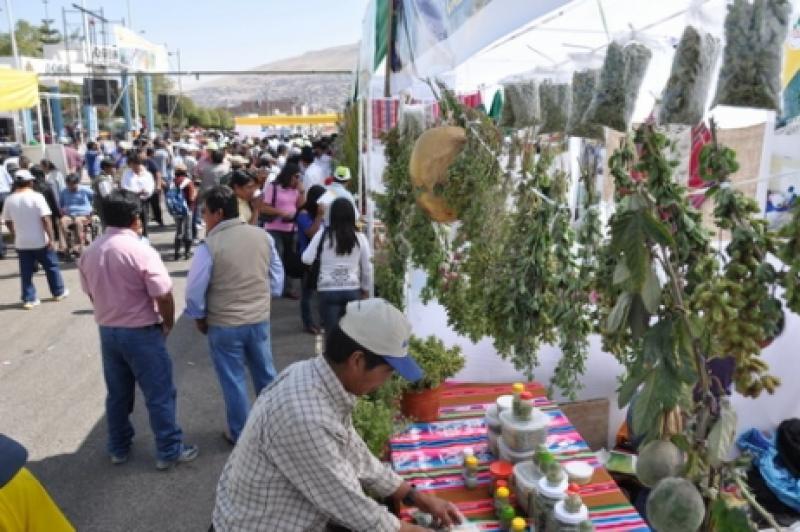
[4,0,369,87]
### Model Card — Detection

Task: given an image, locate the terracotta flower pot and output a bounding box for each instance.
[401,386,443,422]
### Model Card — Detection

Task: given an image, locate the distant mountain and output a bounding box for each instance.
[186,43,358,112]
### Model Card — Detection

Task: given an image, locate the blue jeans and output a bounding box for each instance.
[319,289,362,333]
[207,321,276,441]
[99,325,184,461]
[0,192,8,256]
[17,247,65,302]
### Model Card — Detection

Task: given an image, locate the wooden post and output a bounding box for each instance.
[383,0,394,98]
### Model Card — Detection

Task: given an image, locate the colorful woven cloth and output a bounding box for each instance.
[372,98,400,138]
[390,382,650,531]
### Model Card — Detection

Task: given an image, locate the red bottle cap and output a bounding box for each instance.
[489,460,514,478]
[520,392,533,400]
[567,483,581,495]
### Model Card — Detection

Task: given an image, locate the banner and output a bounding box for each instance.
[0,69,38,111]
[781,15,800,126]
[112,25,169,73]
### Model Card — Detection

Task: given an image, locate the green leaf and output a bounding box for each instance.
[641,268,662,314]
[607,292,632,333]
[710,497,752,532]
[611,211,650,288]
[642,318,674,365]
[642,210,675,247]
[628,294,650,340]
[613,262,631,285]
[618,369,650,409]
[707,399,738,467]
[631,372,661,440]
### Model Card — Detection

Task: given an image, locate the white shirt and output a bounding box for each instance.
[121,168,155,200]
[0,166,13,194]
[1,188,52,250]
[301,230,372,292]
[319,183,359,226]
[302,161,326,190]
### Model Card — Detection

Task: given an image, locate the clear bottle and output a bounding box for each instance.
[511,382,525,417]
[535,462,568,532]
[499,504,516,531]
[463,454,479,490]
[495,485,511,512]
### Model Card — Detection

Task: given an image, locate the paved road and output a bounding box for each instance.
[0,222,315,531]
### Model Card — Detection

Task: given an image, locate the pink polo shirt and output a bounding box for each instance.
[78,228,173,327]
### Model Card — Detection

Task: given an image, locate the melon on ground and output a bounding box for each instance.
[646,477,704,532]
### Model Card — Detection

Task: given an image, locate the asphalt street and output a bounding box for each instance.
[0,221,315,531]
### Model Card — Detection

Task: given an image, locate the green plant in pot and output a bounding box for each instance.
[399,335,465,422]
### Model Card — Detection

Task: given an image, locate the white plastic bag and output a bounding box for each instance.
[539,80,572,135]
[566,52,604,139]
[501,81,541,128]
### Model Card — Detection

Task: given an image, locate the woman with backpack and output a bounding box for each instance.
[301,197,372,333]
[261,162,304,299]
[169,167,196,260]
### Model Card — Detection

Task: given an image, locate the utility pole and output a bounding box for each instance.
[4,0,29,144]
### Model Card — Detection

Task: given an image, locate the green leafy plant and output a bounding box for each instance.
[334,103,360,194]
[599,124,785,531]
[400,335,465,392]
[353,377,408,458]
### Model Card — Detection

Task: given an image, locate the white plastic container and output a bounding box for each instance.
[500,408,549,453]
[498,436,536,464]
[564,461,594,485]
[535,473,568,532]
[496,394,514,414]
[512,461,543,515]
[485,404,503,434]
[551,499,589,531]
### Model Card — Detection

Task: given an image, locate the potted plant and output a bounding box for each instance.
[399,335,465,422]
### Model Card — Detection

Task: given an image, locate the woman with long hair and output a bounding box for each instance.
[261,162,304,298]
[301,197,372,333]
[295,184,326,334]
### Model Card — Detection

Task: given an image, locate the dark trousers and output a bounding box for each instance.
[149,190,163,226]
[319,289,361,333]
[139,199,150,237]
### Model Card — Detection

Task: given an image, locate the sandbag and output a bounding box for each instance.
[417,191,458,223]
[409,126,467,190]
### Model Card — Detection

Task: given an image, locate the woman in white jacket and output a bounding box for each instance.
[302,197,371,332]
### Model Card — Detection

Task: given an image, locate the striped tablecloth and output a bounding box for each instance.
[390,382,650,531]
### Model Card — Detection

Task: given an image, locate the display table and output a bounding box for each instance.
[390,382,650,531]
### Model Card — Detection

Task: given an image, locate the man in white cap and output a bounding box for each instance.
[319,165,359,226]
[212,298,461,532]
[1,170,68,309]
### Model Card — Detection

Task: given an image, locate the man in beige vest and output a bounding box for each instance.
[186,186,284,443]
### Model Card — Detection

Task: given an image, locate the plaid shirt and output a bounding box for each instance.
[212,355,404,531]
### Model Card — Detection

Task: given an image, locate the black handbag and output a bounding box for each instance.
[263,183,279,223]
[304,229,327,290]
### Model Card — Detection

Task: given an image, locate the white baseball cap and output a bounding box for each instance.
[14,169,35,182]
[338,298,423,382]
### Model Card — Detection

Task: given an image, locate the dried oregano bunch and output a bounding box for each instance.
[585,42,652,132]
[539,81,571,134]
[713,0,792,110]
[659,25,720,125]
[502,81,541,128]
[567,69,604,139]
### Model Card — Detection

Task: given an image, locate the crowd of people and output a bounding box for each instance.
[0,129,461,531]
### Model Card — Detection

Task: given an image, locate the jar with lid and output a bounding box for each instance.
[499,504,516,530]
[511,382,525,416]
[463,454,479,489]
[534,462,568,531]
[500,406,549,453]
[489,460,513,496]
[495,485,511,512]
[547,485,588,532]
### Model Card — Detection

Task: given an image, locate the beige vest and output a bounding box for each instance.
[205,219,271,327]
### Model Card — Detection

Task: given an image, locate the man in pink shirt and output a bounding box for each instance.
[78,189,198,471]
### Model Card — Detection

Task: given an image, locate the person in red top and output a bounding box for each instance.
[172,167,196,260]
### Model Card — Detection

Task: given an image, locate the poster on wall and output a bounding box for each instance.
[779,14,800,127]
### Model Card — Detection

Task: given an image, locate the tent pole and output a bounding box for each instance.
[383,0,394,97]
[36,100,46,159]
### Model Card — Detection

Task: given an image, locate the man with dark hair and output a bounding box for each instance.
[200,150,230,192]
[1,170,67,309]
[186,185,283,444]
[144,147,164,227]
[212,298,460,531]
[120,154,155,237]
[85,141,101,179]
[79,189,198,470]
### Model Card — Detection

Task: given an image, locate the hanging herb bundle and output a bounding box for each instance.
[585,42,652,132]
[778,203,800,313]
[484,145,561,376]
[501,81,541,128]
[538,81,571,135]
[550,144,604,398]
[600,124,785,531]
[659,25,720,126]
[713,0,792,111]
[566,69,604,139]
[333,103,361,194]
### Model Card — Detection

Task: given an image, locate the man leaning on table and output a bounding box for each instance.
[212,298,461,532]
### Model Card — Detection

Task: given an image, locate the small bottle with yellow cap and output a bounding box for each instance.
[463,454,479,489]
[510,517,528,532]
[495,485,511,512]
[499,504,517,530]
[511,382,525,417]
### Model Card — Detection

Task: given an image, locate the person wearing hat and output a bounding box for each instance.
[212,298,461,532]
[93,159,117,230]
[1,169,68,309]
[0,434,74,531]
[319,165,359,226]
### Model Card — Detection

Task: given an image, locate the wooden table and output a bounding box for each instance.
[390,382,650,531]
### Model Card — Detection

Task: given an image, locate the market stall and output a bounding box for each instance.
[352,0,800,530]
[0,68,46,157]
